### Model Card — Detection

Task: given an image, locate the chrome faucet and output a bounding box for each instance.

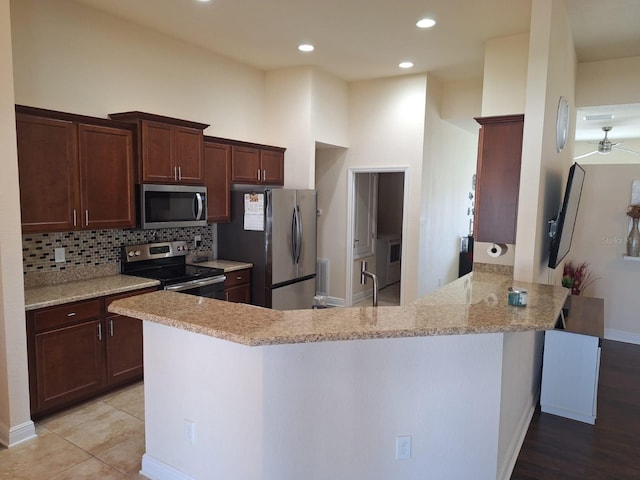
[360,260,379,307]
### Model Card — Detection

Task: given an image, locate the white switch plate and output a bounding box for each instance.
[395,435,411,460]
[184,419,196,445]
[54,247,65,263]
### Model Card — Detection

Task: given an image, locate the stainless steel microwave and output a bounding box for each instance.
[139,184,207,229]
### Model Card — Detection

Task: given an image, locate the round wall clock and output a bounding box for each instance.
[556,96,569,153]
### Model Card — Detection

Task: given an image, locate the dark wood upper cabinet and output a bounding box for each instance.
[16,106,136,233]
[473,114,524,245]
[79,124,135,230]
[203,140,231,223]
[16,114,80,233]
[109,111,209,185]
[230,144,285,185]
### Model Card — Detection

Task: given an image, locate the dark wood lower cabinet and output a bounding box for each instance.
[224,268,251,303]
[33,319,105,413]
[27,287,156,418]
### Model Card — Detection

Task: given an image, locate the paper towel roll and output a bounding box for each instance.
[487,243,508,257]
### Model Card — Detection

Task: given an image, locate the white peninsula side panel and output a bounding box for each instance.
[140,321,540,480]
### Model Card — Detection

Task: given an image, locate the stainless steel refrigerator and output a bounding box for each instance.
[217,189,317,310]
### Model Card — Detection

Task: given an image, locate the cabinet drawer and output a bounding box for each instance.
[224,268,250,288]
[104,287,158,311]
[32,299,102,333]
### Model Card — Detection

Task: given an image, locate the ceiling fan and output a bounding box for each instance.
[574,126,640,159]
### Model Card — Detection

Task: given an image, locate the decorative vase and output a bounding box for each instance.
[627,217,640,257]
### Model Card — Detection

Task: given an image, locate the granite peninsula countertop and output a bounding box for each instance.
[188,259,253,272]
[25,275,160,311]
[108,271,569,346]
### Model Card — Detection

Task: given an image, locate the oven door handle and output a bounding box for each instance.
[165,275,226,292]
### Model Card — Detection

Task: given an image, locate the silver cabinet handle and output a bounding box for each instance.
[109,319,114,337]
[85,210,89,226]
[97,323,102,341]
[174,166,178,181]
[178,166,182,181]
[257,169,261,181]
[67,312,76,317]
[73,209,77,226]
[263,169,266,181]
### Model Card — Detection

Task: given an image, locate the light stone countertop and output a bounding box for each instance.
[25,275,161,311]
[188,259,253,272]
[108,271,569,346]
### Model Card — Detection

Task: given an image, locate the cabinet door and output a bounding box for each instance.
[474,115,524,244]
[231,145,260,183]
[204,142,231,223]
[174,126,204,184]
[16,115,80,233]
[33,320,105,414]
[141,120,174,182]
[260,149,284,185]
[78,124,135,229]
[105,314,143,385]
[225,284,251,303]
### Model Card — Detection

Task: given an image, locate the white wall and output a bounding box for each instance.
[10,0,266,140]
[316,75,427,305]
[481,34,530,117]
[0,0,34,446]
[143,321,524,480]
[514,0,577,284]
[576,56,640,108]
[570,164,640,343]
[419,75,478,295]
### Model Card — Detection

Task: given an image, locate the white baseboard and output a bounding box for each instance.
[140,454,195,480]
[0,420,36,448]
[326,296,344,307]
[604,328,640,345]
[498,394,539,480]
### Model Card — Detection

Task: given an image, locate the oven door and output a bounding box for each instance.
[164,275,226,300]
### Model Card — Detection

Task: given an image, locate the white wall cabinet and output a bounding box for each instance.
[540,296,604,425]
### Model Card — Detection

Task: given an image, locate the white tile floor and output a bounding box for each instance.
[353,282,400,307]
[0,382,146,479]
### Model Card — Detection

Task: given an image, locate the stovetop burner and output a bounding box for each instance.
[120,241,224,286]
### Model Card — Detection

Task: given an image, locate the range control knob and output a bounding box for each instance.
[134,250,141,256]
[128,251,135,257]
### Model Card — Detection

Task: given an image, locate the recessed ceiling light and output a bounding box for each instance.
[298,44,315,52]
[196,0,211,2]
[399,62,414,69]
[416,18,436,29]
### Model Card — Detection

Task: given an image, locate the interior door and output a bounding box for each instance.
[268,189,297,285]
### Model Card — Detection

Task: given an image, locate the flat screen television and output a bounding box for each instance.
[548,162,586,269]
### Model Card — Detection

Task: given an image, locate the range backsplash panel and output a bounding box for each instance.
[23,226,214,273]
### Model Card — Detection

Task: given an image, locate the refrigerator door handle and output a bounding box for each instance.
[295,205,303,263]
[291,208,298,263]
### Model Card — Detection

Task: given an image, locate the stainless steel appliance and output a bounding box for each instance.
[218,189,317,310]
[121,241,225,299]
[139,184,207,229]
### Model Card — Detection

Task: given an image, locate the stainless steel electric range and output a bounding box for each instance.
[121,241,226,299]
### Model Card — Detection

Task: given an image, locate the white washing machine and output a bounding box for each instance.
[376,234,401,288]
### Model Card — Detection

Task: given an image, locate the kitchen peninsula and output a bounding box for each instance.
[109,271,568,480]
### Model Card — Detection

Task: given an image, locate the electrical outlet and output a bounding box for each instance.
[184,419,196,445]
[395,435,411,460]
[194,235,202,247]
[54,247,65,263]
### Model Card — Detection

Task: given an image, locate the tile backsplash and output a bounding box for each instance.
[23,226,215,274]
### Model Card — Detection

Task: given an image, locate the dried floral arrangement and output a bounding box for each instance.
[562,261,598,296]
[627,205,640,219]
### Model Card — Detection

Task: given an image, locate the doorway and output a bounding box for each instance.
[347,167,407,307]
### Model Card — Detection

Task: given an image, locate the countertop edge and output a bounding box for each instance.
[25,276,161,311]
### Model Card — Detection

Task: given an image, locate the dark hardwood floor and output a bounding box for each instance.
[512,339,640,479]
